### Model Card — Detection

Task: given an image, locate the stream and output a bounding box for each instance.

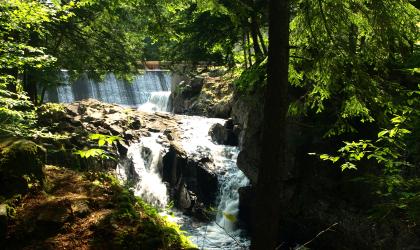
[46,70,251,249]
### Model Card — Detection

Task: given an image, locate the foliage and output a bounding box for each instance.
[315,85,420,222]
[0,89,37,137]
[234,57,267,93]
[74,134,122,161]
[289,0,419,136]
[88,171,197,249]
[88,134,122,147]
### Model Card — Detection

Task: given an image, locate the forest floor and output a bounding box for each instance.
[5,165,193,250]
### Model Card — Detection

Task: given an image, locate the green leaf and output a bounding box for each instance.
[341,162,357,171]
[378,130,388,138]
[98,139,106,147]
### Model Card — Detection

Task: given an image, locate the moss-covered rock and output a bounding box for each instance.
[0,138,45,196]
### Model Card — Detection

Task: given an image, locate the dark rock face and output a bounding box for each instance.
[238,186,256,232]
[208,119,239,146]
[232,89,420,249]
[163,143,218,220]
[231,91,265,185]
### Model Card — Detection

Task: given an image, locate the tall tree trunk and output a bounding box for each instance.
[246,31,253,66]
[250,16,264,62]
[257,26,268,56]
[24,69,38,105]
[251,0,289,249]
[243,33,249,69]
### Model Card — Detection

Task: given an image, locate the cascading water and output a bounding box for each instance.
[47,68,251,248]
[116,134,168,208]
[115,116,250,249]
[138,91,171,112]
[177,116,250,249]
[44,70,172,112]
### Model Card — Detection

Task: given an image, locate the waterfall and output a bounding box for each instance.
[137,91,171,112]
[115,116,250,249]
[178,116,250,249]
[44,70,172,112]
[116,134,168,208]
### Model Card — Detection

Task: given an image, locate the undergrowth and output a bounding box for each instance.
[87,172,197,250]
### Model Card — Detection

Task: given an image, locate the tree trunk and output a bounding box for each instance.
[243,33,249,69]
[24,69,39,105]
[246,31,253,66]
[250,16,264,62]
[257,26,268,56]
[251,0,289,249]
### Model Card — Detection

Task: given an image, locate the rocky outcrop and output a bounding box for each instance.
[38,99,223,221]
[37,99,181,169]
[208,119,239,146]
[162,143,218,220]
[231,91,265,185]
[171,71,235,118]
[231,88,420,249]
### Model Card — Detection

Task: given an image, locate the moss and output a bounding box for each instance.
[0,138,45,179]
[0,138,45,196]
[89,172,198,249]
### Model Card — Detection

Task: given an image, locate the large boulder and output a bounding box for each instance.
[208,119,239,146]
[0,138,45,197]
[162,143,218,220]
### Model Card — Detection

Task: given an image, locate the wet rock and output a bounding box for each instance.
[231,92,264,184]
[163,143,218,219]
[164,129,174,141]
[209,123,226,144]
[238,186,256,233]
[208,119,238,146]
[124,130,135,141]
[177,184,192,210]
[148,127,161,133]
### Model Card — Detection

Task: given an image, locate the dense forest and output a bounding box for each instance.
[0,0,419,249]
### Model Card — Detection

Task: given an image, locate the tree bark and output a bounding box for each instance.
[243,33,249,69]
[246,31,253,66]
[251,0,289,249]
[257,26,268,56]
[250,16,264,62]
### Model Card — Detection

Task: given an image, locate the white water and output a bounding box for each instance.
[137,91,171,112]
[44,70,171,112]
[177,116,250,250]
[49,69,250,248]
[116,134,168,208]
[115,116,250,249]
